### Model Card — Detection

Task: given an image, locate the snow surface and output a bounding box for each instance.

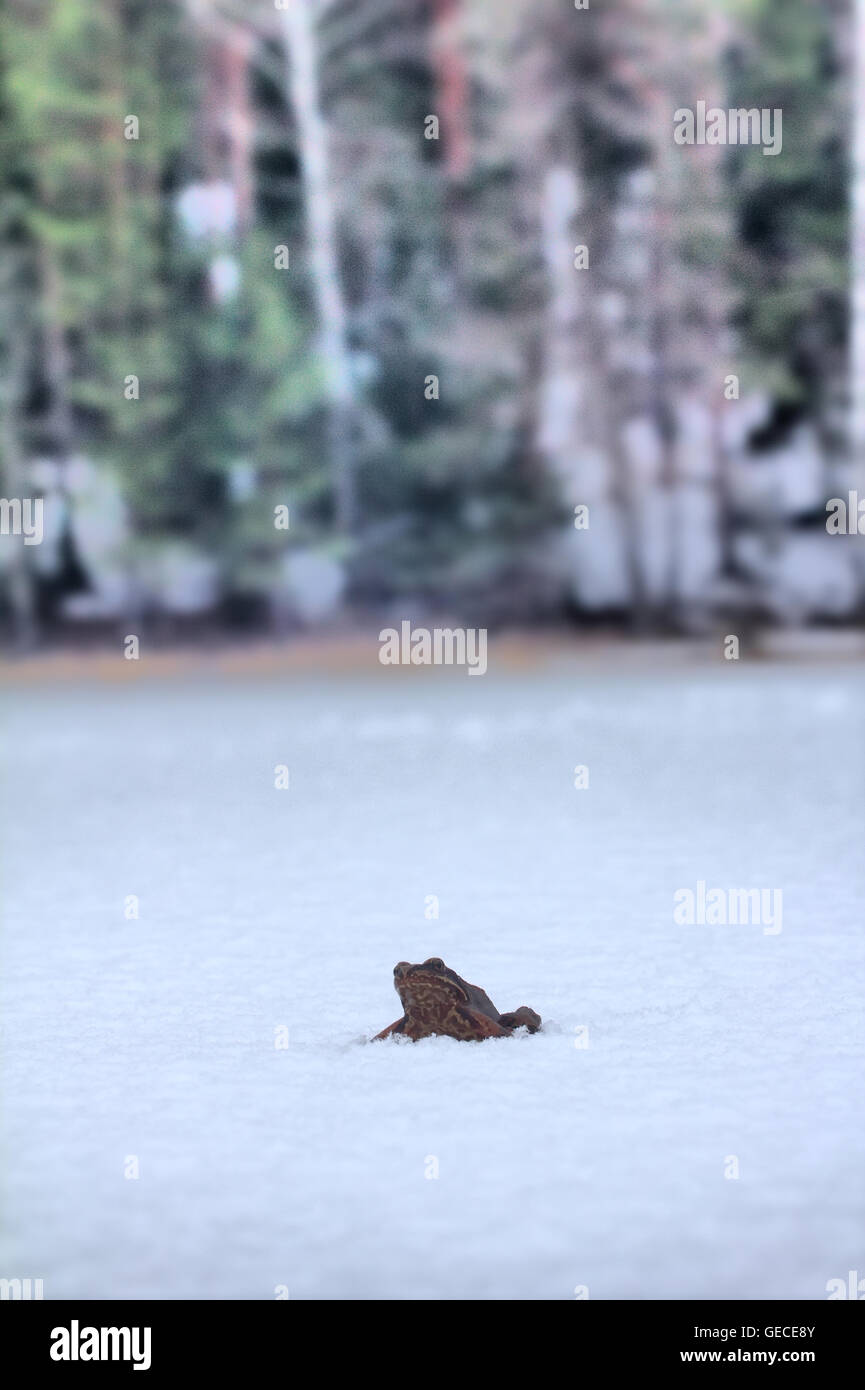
[1,657,863,1299]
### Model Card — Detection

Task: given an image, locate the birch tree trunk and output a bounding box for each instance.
[623,0,735,626]
[695,8,737,588]
[278,0,357,534]
[499,0,645,616]
[537,158,647,617]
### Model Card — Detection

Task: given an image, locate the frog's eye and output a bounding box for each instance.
[425,957,444,971]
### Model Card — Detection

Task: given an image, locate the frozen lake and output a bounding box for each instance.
[1,652,863,1299]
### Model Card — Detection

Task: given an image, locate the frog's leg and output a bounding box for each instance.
[462,980,501,1023]
[455,1006,514,1040]
[372,1016,407,1041]
[497,1007,542,1033]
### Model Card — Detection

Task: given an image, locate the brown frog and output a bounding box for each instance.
[373,957,542,1041]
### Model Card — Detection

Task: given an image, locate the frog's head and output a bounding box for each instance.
[393,958,470,1013]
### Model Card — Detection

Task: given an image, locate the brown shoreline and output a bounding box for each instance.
[1,626,863,685]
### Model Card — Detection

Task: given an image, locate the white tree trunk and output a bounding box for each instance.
[278,0,357,533]
[537,161,646,614]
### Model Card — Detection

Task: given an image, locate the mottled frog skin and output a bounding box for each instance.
[374,958,541,1041]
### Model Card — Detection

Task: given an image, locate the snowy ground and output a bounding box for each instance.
[1,652,863,1299]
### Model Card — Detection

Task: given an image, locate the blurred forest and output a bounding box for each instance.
[0,0,863,645]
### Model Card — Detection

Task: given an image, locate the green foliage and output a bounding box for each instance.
[0,0,325,603]
[727,0,848,410]
[0,0,857,628]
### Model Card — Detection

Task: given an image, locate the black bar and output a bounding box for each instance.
[2,1299,861,1376]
